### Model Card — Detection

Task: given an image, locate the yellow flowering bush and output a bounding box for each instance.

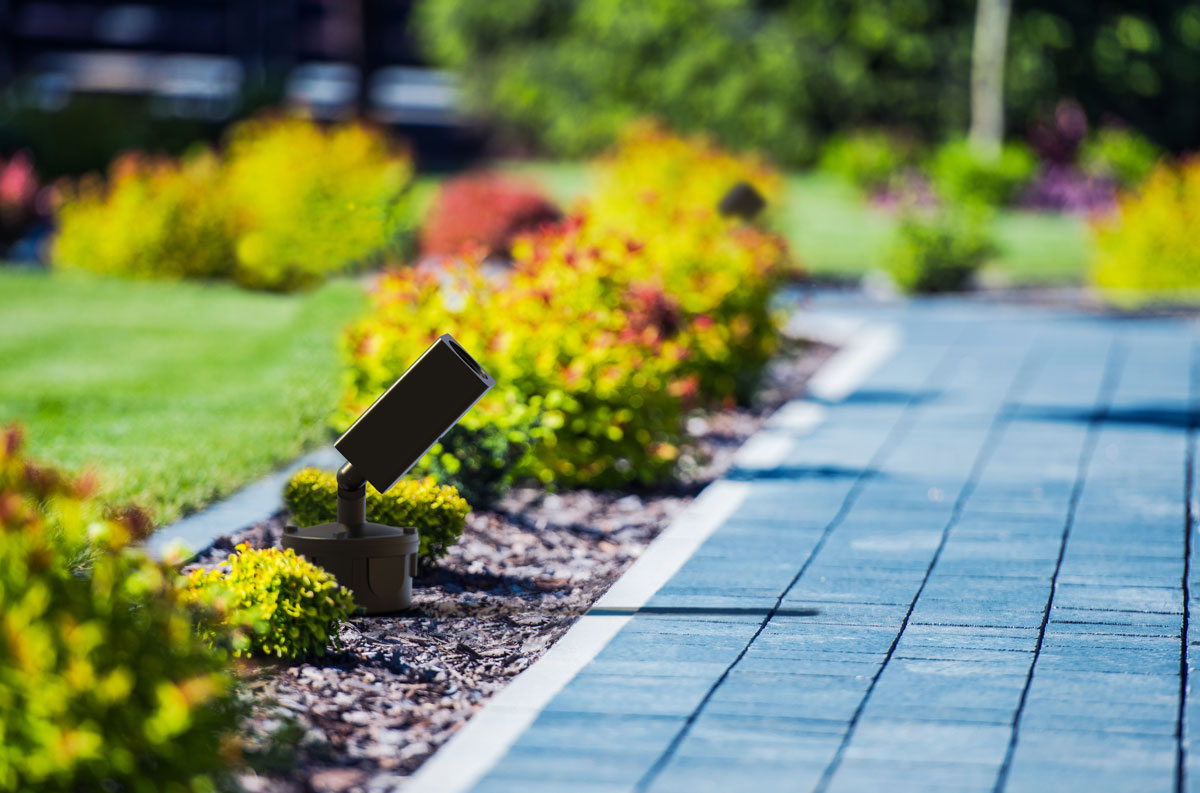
[587,121,783,233]
[0,425,238,793]
[52,116,415,292]
[341,251,688,491]
[283,468,470,561]
[338,125,790,496]
[573,123,789,403]
[1091,158,1200,306]
[184,544,355,660]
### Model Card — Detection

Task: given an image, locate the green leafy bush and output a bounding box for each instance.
[52,116,415,292]
[818,131,916,194]
[886,209,996,293]
[1080,127,1163,188]
[928,138,1036,207]
[284,468,471,561]
[0,425,237,793]
[420,421,530,508]
[184,543,355,660]
[1091,158,1200,306]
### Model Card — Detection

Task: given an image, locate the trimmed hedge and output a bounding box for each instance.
[284,468,470,562]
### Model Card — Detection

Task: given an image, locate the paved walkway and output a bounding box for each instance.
[422,296,1200,793]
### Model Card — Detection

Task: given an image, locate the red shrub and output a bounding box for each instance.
[420,171,560,258]
[0,151,44,248]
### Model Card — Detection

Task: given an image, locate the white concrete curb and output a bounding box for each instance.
[403,312,900,793]
[144,446,346,561]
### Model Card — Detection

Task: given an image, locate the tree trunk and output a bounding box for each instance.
[969,0,1012,159]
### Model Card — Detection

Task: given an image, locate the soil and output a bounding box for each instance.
[188,341,834,793]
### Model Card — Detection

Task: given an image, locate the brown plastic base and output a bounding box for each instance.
[281,522,420,615]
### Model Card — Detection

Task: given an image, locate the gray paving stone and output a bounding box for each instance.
[461,298,1200,793]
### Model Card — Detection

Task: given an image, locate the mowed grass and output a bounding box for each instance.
[500,161,1092,286]
[0,269,364,525]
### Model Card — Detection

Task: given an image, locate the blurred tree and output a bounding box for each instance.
[969,0,1012,157]
[418,0,973,165]
[417,0,1200,162]
[1005,2,1200,153]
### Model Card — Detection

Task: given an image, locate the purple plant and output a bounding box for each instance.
[1029,99,1089,165]
[870,170,939,212]
[1020,163,1116,214]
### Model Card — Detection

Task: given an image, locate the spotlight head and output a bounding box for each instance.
[335,333,495,493]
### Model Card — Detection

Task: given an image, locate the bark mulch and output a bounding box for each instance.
[189,341,833,793]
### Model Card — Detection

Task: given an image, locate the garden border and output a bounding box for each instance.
[404,313,901,793]
[144,447,346,560]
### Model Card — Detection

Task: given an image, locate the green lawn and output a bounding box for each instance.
[0,269,364,525]
[500,161,1092,286]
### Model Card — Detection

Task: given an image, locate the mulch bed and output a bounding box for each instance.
[188,340,833,793]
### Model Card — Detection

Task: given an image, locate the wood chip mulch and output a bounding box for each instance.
[186,340,833,793]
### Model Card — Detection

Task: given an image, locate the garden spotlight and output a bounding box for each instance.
[718,181,767,220]
[282,334,495,613]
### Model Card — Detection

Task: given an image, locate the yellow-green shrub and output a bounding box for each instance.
[283,468,470,561]
[222,117,414,291]
[340,126,789,495]
[184,544,354,660]
[1091,158,1200,306]
[0,425,237,793]
[51,116,415,292]
[53,152,233,282]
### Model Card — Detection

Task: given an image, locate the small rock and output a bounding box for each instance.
[309,767,366,793]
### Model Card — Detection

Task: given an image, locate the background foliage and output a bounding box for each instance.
[418,0,1200,164]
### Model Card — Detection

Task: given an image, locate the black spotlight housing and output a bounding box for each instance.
[282,334,495,613]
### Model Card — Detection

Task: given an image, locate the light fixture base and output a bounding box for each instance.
[281,521,419,614]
